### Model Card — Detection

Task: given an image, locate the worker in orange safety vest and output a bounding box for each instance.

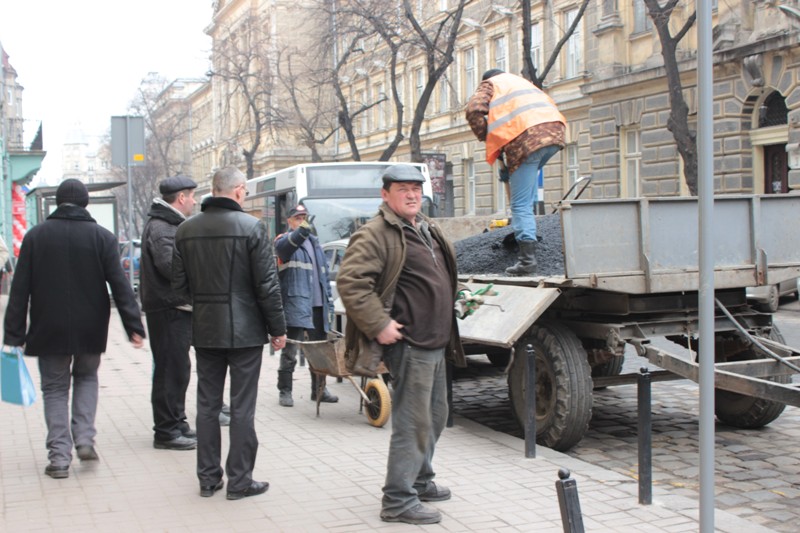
[466,69,566,276]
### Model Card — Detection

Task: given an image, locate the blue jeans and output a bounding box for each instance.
[381,342,448,516]
[509,145,560,242]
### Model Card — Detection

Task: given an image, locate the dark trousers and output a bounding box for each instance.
[146,309,192,441]
[279,307,325,373]
[195,345,263,491]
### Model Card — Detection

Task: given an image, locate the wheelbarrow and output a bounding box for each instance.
[287,332,391,427]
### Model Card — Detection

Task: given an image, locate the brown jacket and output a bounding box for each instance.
[337,203,466,375]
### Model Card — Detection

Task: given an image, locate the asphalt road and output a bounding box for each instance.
[451,297,800,532]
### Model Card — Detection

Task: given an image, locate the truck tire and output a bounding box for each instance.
[715,325,788,428]
[507,322,593,451]
[487,351,511,368]
[591,357,624,378]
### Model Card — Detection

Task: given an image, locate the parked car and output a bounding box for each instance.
[322,239,350,331]
[322,238,349,302]
[746,277,800,312]
[119,240,141,292]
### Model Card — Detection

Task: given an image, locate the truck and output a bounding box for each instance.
[457,194,800,451]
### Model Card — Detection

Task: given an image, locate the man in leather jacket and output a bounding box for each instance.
[173,166,286,501]
[141,175,198,451]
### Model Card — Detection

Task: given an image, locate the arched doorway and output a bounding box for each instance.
[749,90,789,194]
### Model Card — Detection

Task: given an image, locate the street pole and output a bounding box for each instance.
[697,2,715,531]
[126,117,134,287]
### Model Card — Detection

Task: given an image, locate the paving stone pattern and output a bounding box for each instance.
[451,300,800,533]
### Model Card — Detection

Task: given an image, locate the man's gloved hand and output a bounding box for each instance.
[297,219,312,237]
[498,166,510,182]
[455,290,485,319]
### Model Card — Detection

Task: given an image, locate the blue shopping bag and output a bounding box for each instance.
[1,348,37,406]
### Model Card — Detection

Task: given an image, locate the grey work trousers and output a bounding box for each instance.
[37,354,102,467]
[195,345,263,492]
[278,307,326,374]
[381,342,448,516]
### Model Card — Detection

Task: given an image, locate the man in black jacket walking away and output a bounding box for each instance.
[141,175,198,451]
[3,179,146,479]
[173,166,286,500]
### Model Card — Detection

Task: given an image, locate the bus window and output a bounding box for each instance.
[243,162,435,244]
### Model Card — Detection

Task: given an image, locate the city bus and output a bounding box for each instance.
[241,162,435,244]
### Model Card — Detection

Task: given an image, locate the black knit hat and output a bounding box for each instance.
[482,68,504,81]
[55,179,89,207]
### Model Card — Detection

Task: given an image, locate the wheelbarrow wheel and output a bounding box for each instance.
[363,378,391,427]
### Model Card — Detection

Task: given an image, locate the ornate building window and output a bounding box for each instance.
[633,0,652,34]
[465,159,476,215]
[493,36,507,72]
[564,8,583,78]
[463,47,476,99]
[621,128,642,197]
[530,22,542,73]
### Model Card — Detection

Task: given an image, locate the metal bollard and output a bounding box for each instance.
[637,367,652,505]
[524,344,536,458]
[556,468,585,533]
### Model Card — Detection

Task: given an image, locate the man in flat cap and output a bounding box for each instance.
[273,204,337,407]
[338,165,467,525]
[141,175,200,450]
[4,179,145,479]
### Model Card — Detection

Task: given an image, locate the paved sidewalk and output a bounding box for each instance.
[0,297,777,532]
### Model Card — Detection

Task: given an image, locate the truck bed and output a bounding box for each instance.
[461,195,800,294]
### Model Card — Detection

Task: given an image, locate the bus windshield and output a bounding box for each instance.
[302,197,382,243]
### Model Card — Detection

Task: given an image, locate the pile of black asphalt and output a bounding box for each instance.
[454,213,565,276]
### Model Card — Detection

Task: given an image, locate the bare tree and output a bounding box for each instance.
[319,0,400,161]
[108,74,197,240]
[403,0,470,162]
[644,0,698,195]
[209,13,280,179]
[345,1,409,161]
[521,0,590,88]
[275,48,338,162]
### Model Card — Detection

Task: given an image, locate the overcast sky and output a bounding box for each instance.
[0,1,213,185]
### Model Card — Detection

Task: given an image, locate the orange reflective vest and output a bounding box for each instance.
[485,73,566,165]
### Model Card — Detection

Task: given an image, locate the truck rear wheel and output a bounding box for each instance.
[715,325,788,428]
[507,322,593,451]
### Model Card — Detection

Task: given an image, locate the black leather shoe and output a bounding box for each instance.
[44,465,69,479]
[226,480,269,500]
[200,480,224,497]
[76,445,99,461]
[311,388,339,403]
[153,435,197,450]
[417,482,451,502]
[380,503,442,524]
[181,428,197,439]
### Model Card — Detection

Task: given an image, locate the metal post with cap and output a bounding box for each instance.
[111,116,146,287]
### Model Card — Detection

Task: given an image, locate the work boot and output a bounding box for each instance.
[278,371,294,407]
[310,371,338,403]
[505,239,537,276]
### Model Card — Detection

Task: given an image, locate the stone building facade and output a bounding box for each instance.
[176,0,800,216]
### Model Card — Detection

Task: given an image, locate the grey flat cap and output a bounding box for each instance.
[381,164,425,184]
[159,175,198,195]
